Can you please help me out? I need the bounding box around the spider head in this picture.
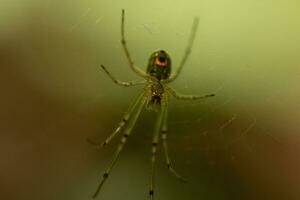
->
[146,50,171,80]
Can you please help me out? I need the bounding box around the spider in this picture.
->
[90,9,215,200]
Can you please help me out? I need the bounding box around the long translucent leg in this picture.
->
[87,92,145,148]
[100,65,146,87]
[92,95,146,199]
[167,17,199,82]
[161,100,187,182]
[167,86,215,100]
[121,9,148,78]
[149,99,167,200]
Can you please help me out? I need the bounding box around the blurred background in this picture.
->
[1,0,300,200]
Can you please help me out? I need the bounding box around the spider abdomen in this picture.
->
[146,50,171,80]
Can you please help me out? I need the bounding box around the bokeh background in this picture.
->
[1,0,300,200]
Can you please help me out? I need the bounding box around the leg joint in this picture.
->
[103,173,109,178]
[152,142,158,147]
[149,189,154,196]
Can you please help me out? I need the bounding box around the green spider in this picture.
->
[90,9,215,200]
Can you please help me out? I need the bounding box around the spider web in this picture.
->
[2,3,300,200]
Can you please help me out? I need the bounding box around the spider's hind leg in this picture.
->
[121,9,148,78]
[167,17,199,82]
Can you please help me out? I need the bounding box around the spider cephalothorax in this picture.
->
[146,81,165,112]
[147,50,171,80]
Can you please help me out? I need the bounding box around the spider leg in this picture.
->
[161,100,187,182]
[121,9,148,78]
[92,93,146,198]
[167,17,199,82]
[87,92,145,148]
[100,65,146,87]
[167,86,215,100]
[149,97,167,200]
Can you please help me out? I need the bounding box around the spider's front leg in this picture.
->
[92,93,146,198]
[149,95,186,200]
[87,92,145,148]
[149,97,167,200]
[161,99,187,182]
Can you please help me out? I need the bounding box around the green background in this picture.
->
[1,0,300,199]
